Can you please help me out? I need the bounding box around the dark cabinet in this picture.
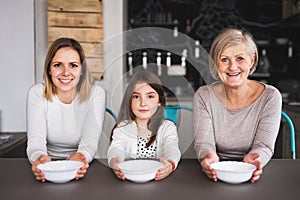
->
[126,0,300,95]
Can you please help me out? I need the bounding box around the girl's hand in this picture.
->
[32,154,51,182]
[155,157,174,181]
[110,156,125,180]
[200,151,219,182]
[68,152,89,180]
[243,152,263,183]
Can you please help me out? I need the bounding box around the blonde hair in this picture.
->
[209,27,258,80]
[43,38,93,103]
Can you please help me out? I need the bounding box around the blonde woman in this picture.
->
[26,38,106,182]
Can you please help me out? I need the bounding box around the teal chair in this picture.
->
[105,107,118,121]
[164,105,193,125]
[281,111,296,159]
[164,105,195,158]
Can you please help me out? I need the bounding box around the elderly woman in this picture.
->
[193,28,282,183]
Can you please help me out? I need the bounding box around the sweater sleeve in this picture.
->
[107,127,127,167]
[193,86,216,160]
[249,87,282,166]
[77,85,106,163]
[160,121,181,168]
[26,84,48,163]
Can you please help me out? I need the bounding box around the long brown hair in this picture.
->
[43,37,93,103]
[111,71,166,147]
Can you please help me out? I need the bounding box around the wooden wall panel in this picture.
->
[81,43,103,58]
[48,27,103,43]
[48,0,102,13]
[47,0,103,79]
[87,57,104,80]
[87,57,104,72]
[48,12,102,28]
[47,42,103,53]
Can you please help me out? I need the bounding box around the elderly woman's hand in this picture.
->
[110,156,125,180]
[32,154,51,182]
[200,151,219,182]
[243,152,263,183]
[68,152,89,180]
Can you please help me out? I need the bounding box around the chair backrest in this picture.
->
[281,111,296,159]
[164,105,195,158]
[164,105,193,125]
[105,107,118,121]
[95,107,118,159]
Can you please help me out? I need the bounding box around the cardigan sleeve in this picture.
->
[107,127,127,167]
[160,120,181,168]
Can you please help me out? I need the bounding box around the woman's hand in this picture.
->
[32,154,51,182]
[200,151,219,182]
[68,152,89,180]
[110,156,125,180]
[243,152,263,183]
[155,157,174,181]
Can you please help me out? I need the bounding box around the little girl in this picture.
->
[107,71,181,181]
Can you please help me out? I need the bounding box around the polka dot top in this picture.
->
[136,135,157,159]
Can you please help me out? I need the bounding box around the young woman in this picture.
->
[26,38,106,182]
[193,28,282,183]
[107,71,181,181]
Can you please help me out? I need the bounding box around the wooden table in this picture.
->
[0,158,299,200]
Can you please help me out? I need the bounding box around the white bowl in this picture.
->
[37,160,84,183]
[118,160,163,183]
[211,161,256,184]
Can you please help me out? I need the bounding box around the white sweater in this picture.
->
[26,83,106,163]
[107,120,181,168]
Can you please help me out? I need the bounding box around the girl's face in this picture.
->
[131,82,160,124]
[217,42,254,88]
[49,47,82,97]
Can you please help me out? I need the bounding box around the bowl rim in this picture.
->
[37,160,84,172]
[211,161,256,173]
[118,159,163,174]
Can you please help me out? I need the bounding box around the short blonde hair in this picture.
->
[209,27,258,80]
[43,38,93,103]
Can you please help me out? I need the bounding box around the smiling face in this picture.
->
[217,43,255,88]
[49,47,82,98]
[131,82,160,126]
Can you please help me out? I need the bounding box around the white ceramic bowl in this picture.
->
[118,160,163,183]
[211,161,256,184]
[37,160,83,183]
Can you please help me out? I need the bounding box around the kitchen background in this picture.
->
[126,0,300,99]
[124,0,300,158]
[0,0,299,158]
